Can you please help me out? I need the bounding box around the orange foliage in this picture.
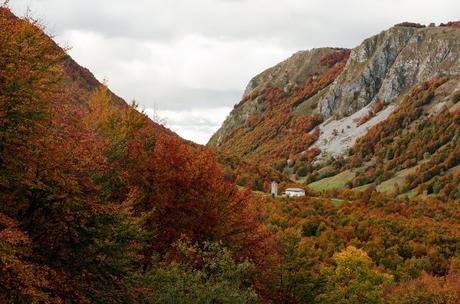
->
[440,21,460,27]
[387,272,460,302]
[357,110,374,126]
[305,146,321,162]
[319,48,351,67]
[372,100,384,113]
[0,8,276,302]
[292,115,323,134]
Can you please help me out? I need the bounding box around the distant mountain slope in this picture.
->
[307,76,460,199]
[208,22,460,193]
[208,48,349,147]
[208,48,350,167]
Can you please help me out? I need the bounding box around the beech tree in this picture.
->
[316,246,393,304]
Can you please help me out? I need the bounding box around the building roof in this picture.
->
[285,188,305,192]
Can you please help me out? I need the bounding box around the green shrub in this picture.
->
[131,242,256,304]
[433,179,442,194]
[451,89,460,103]
[296,166,310,177]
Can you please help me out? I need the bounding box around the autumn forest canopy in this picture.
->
[2,5,460,304]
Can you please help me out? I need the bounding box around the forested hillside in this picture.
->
[0,8,273,303]
[2,6,460,304]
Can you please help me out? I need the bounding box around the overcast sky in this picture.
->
[9,0,460,144]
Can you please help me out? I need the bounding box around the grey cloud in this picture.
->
[16,0,460,48]
[124,86,241,111]
[153,88,241,111]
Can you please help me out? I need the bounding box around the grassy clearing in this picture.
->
[308,169,355,192]
[295,165,336,184]
[352,184,373,192]
[376,166,419,194]
[398,190,418,198]
[331,198,344,206]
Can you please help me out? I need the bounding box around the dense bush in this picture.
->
[394,22,426,28]
[451,89,460,103]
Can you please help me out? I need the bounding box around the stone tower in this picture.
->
[271,181,278,197]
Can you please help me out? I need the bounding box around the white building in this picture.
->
[284,188,306,197]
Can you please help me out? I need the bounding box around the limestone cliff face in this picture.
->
[319,25,460,118]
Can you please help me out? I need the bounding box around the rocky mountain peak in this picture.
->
[242,48,345,99]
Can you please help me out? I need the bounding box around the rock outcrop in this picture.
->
[319,25,460,118]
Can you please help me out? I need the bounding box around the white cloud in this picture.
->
[145,107,232,144]
[9,0,460,144]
